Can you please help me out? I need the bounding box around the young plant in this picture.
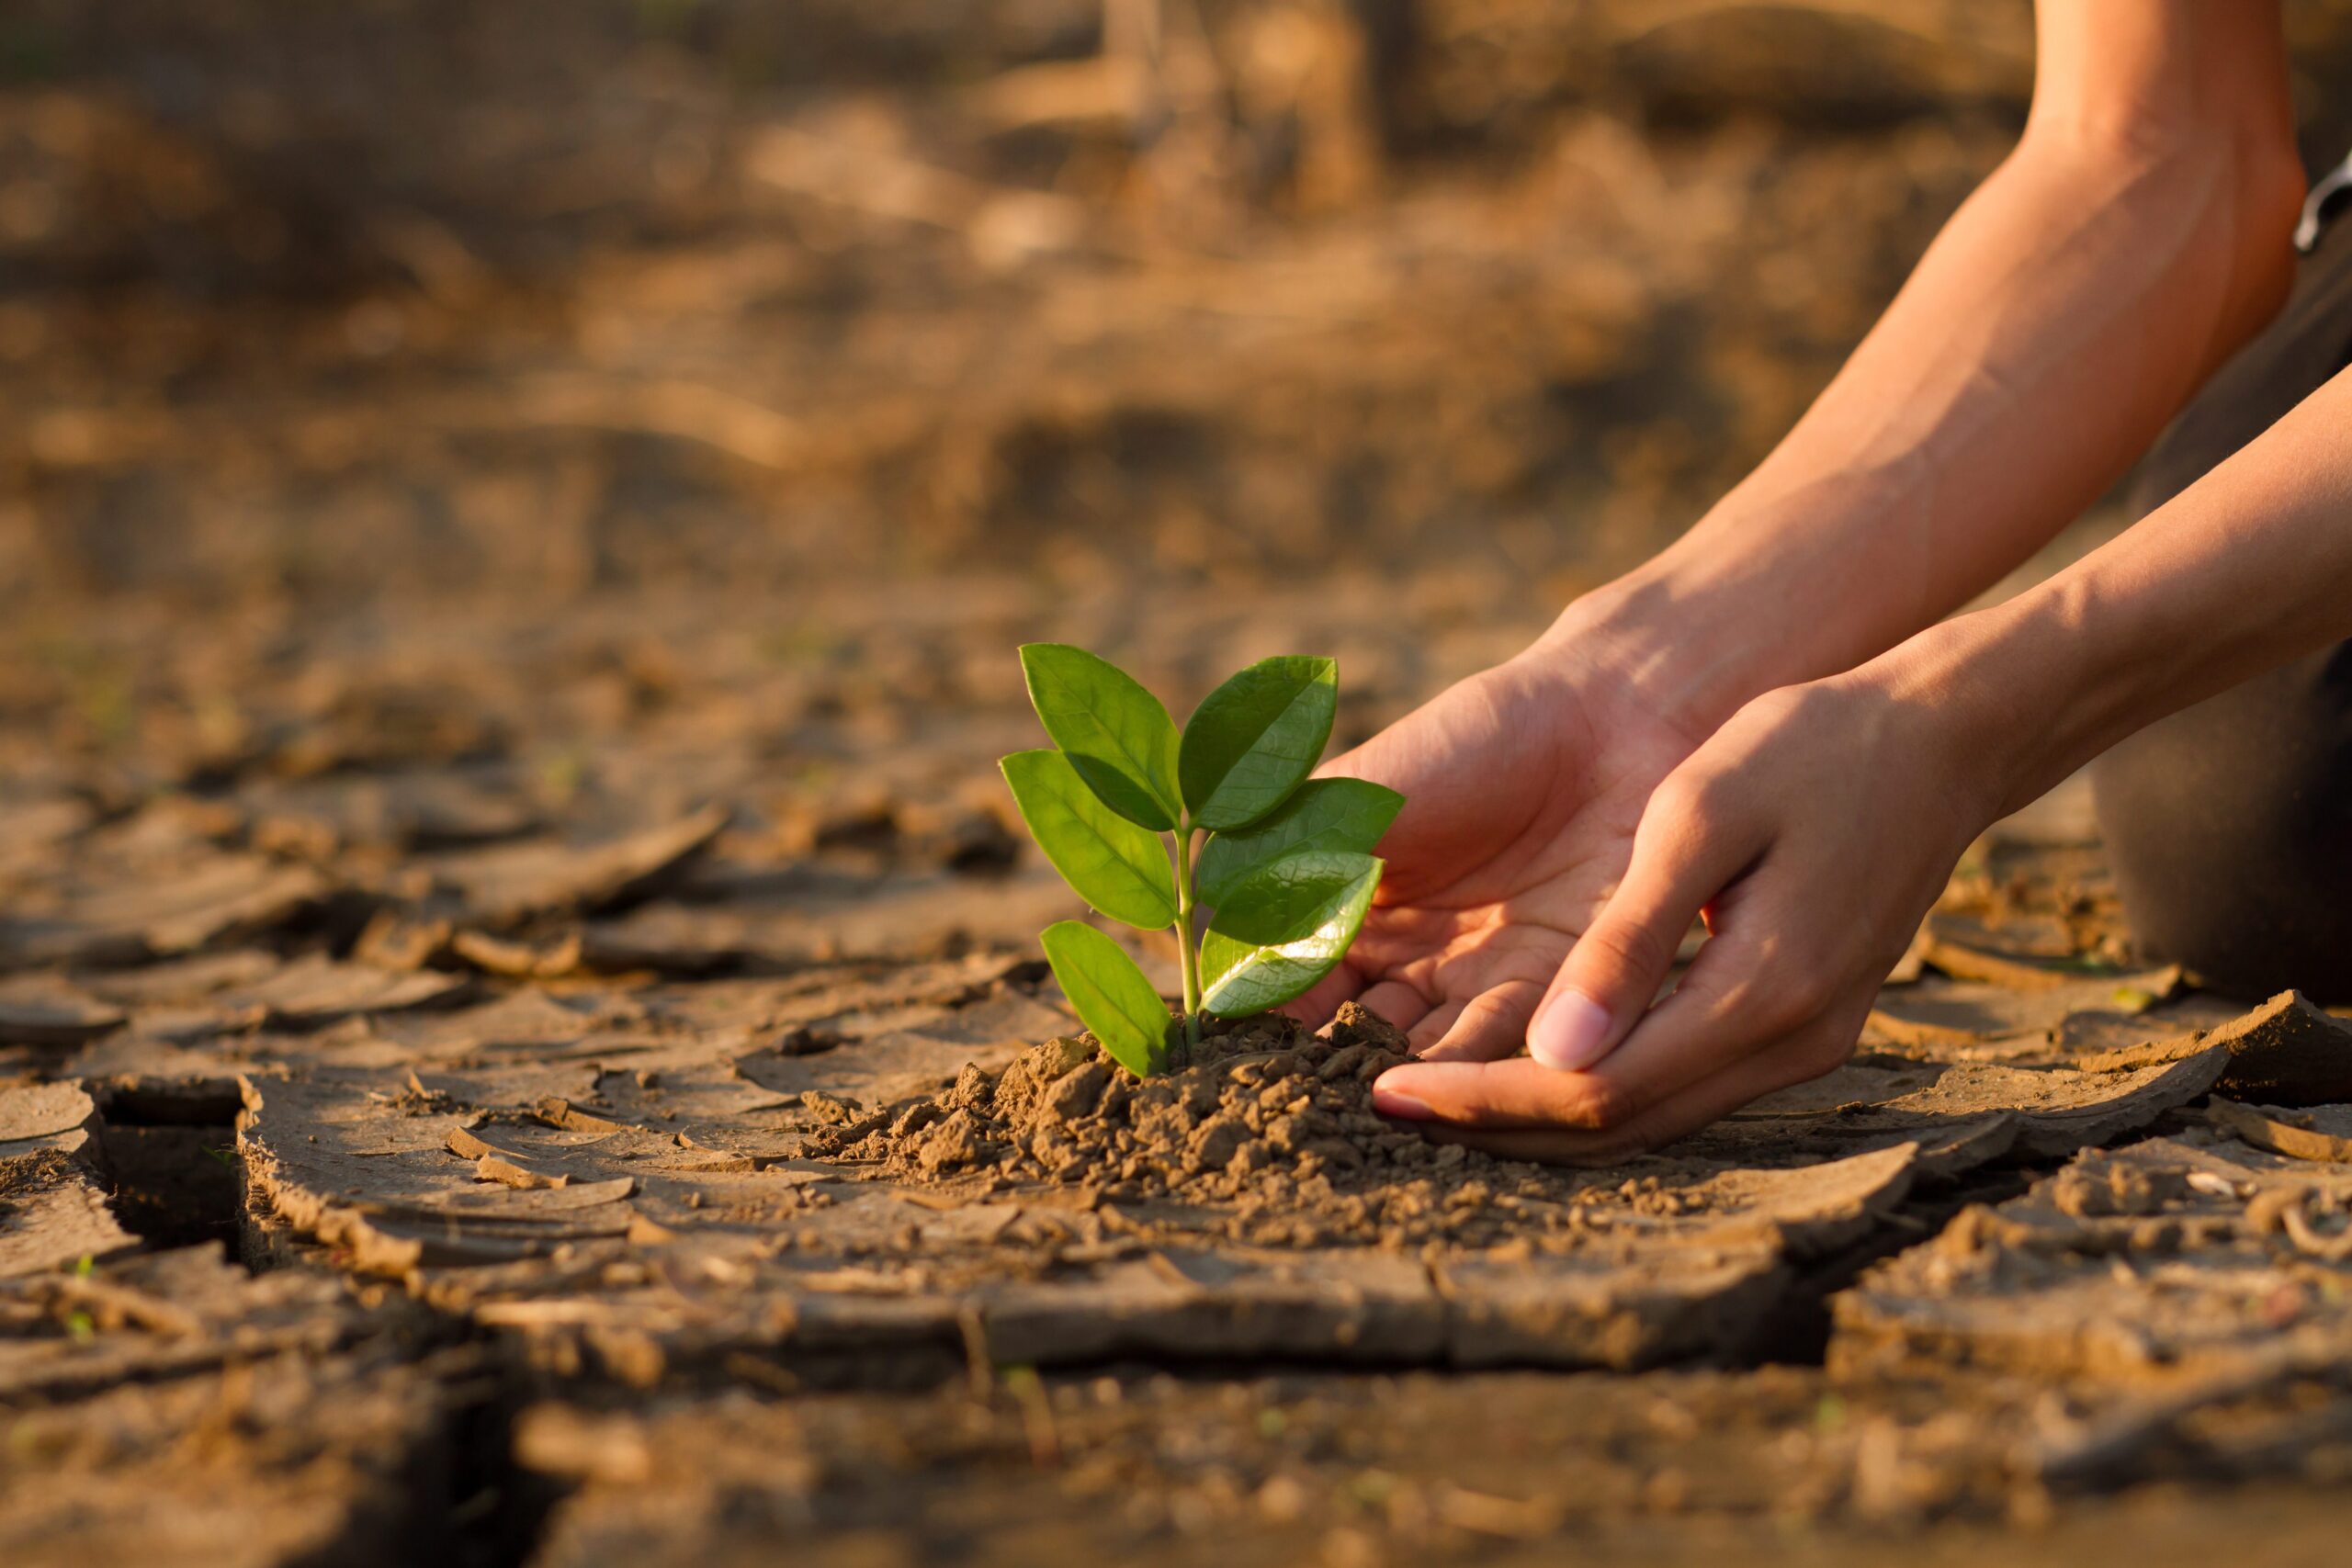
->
[1001,644,1403,1076]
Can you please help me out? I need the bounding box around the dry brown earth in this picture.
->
[14,4,2352,1563]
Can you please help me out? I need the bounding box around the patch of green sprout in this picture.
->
[1001,645,1402,1077]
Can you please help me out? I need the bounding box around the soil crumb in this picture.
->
[814,1003,1635,1249]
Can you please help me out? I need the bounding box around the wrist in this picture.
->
[1846,588,2109,825]
[1529,523,1848,740]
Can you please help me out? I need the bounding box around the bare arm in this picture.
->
[1373,361,2352,1161]
[1557,0,2306,734]
[1363,0,2352,1152]
[1933,368,2352,818]
[1296,1,2316,1088]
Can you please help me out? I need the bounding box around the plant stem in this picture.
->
[1172,825,1203,1047]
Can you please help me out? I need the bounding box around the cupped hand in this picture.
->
[1285,638,1706,1064]
[1364,669,2000,1162]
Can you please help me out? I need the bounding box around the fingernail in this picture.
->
[1530,989,1611,1070]
[1371,1081,1435,1121]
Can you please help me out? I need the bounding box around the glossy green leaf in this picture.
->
[1040,920,1175,1076]
[1198,851,1383,1017]
[1001,750,1177,931]
[1177,656,1339,830]
[1194,778,1404,908]
[1019,644,1183,830]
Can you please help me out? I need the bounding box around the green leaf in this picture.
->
[1178,656,1339,830]
[1198,850,1383,1017]
[1040,920,1175,1076]
[1195,778,1404,908]
[1019,644,1183,830]
[1001,750,1178,931]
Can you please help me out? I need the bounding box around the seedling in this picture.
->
[1001,645,1403,1076]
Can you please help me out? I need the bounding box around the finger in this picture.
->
[1526,778,1764,1074]
[1375,926,1873,1145]
[1418,978,1547,1064]
[1374,926,1806,1133]
[1557,875,1848,1113]
[1378,899,1811,1131]
[1358,979,1436,1036]
[1404,996,1467,1054]
[1281,964,1368,1030]
[1371,1055,1625,1130]
[1415,1034,1838,1165]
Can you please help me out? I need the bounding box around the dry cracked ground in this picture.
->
[12,3,2352,1564]
[9,599,2352,1568]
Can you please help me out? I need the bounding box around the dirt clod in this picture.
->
[816,1009,1611,1247]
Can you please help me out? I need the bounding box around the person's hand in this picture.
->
[1363,664,2001,1162]
[1287,632,1709,1064]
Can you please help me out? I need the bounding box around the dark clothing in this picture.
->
[2089,192,2352,1001]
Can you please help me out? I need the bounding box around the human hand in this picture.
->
[1285,630,1708,1064]
[1364,664,2000,1162]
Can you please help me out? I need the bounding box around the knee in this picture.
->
[2092,663,2352,1002]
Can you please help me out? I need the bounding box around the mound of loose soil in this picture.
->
[812,1001,1650,1249]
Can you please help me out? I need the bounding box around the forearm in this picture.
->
[1547,3,2301,733]
[1891,366,2352,817]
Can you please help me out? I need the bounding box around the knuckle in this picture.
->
[1759,682,1833,728]
[1648,769,1724,832]
[1784,968,1838,1021]
[1579,919,1674,989]
[1682,761,1741,813]
[1780,682,1832,719]
[1645,770,1696,818]
[1641,768,1750,870]
[1727,687,1803,740]
[1470,980,1544,1030]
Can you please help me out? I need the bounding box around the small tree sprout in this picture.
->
[1001,644,1402,1075]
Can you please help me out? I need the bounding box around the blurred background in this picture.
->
[6,1,2352,951]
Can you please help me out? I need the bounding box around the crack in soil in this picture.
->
[16,986,2352,1562]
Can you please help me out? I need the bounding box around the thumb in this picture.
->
[1528,783,1758,1071]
